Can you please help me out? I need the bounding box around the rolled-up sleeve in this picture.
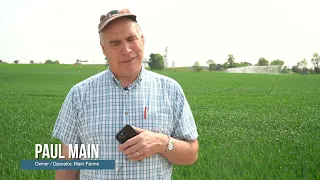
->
[171,84,198,141]
[52,87,81,145]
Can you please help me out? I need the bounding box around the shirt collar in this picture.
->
[106,64,145,89]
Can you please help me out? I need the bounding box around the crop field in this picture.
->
[0,64,319,179]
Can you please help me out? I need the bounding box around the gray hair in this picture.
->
[99,22,143,45]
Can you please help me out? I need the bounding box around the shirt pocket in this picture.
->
[134,105,174,136]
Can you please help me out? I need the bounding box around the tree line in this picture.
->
[2,52,319,74]
[146,51,320,74]
[193,53,320,74]
[0,59,60,64]
[0,59,90,65]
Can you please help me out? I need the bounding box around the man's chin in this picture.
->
[111,63,142,75]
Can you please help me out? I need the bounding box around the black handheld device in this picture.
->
[115,124,138,144]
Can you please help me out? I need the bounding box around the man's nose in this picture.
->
[121,42,132,55]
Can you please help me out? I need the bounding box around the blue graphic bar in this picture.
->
[20,160,115,170]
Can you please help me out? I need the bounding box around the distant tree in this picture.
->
[311,52,320,73]
[207,59,216,72]
[227,54,235,68]
[295,61,304,73]
[281,66,289,73]
[206,59,214,66]
[193,61,201,72]
[30,60,34,64]
[234,62,252,67]
[240,62,252,66]
[299,58,308,75]
[0,59,8,64]
[45,59,53,64]
[291,65,299,73]
[148,53,164,70]
[222,62,229,69]
[54,60,60,64]
[299,58,308,68]
[308,67,314,74]
[256,57,269,66]
[14,60,19,64]
[215,64,223,71]
[172,61,175,68]
[297,61,301,70]
[209,64,216,72]
[270,59,284,66]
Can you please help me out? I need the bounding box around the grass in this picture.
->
[0,64,319,179]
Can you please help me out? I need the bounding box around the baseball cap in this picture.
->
[98,8,137,33]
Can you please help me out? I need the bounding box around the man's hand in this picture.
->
[118,127,168,161]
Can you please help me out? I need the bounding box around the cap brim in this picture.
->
[98,14,137,33]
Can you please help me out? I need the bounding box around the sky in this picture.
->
[0,0,319,68]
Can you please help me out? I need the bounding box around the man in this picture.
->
[52,8,199,180]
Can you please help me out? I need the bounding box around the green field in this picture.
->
[0,64,319,179]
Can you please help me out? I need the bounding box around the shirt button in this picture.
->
[125,112,128,115]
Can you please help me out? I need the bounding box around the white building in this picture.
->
[143,58,149,68]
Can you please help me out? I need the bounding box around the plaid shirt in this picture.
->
[52,66,198,180]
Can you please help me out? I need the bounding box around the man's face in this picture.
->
[100,18,144,78]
